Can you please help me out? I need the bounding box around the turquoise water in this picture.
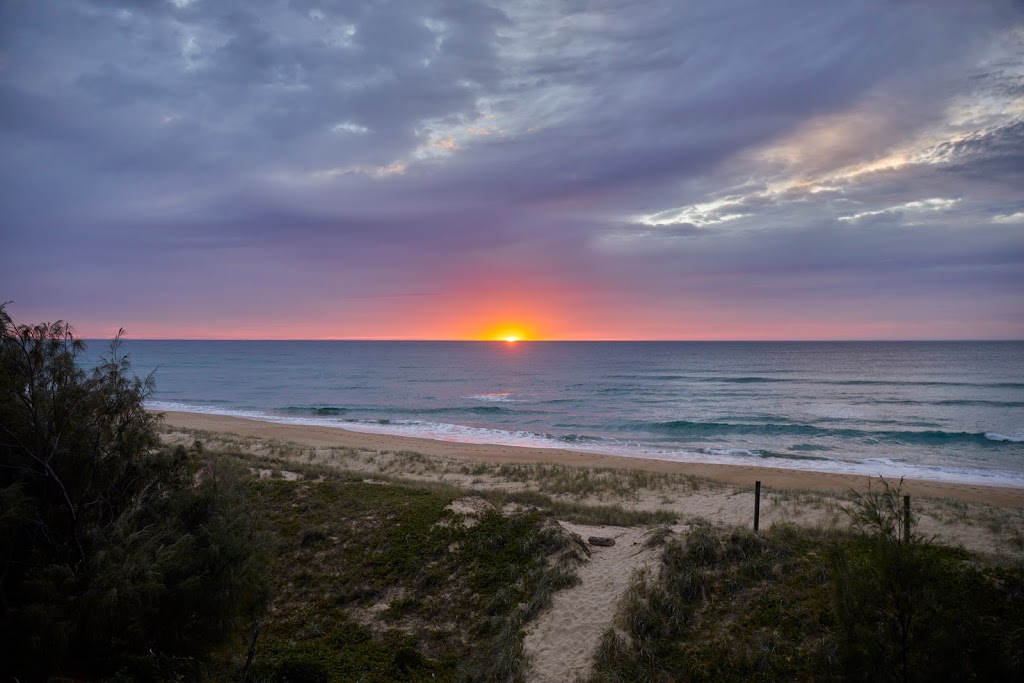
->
[84,341,1024,486]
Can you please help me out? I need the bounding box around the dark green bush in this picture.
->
[0,306,269,680]
[832,477,1024,682]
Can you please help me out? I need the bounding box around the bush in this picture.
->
[0,306,268,680]
[832,476,1024,682]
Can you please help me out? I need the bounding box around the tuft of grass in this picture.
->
[845,475,920,544]
[642,525,674,549]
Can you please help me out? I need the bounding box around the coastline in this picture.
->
[159,410,1024,507]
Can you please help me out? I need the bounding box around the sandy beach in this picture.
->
[161,410,1024,508]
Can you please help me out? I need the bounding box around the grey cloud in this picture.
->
[942,119,1024,182]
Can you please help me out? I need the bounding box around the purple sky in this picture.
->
[1,0,1022,339]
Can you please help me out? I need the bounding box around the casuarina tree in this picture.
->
[0,304,268,680]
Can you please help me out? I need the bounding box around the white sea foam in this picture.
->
[985,432,1024,443]
[703,448,760,457]
[148,401,1024,489]
[465,393,513,402]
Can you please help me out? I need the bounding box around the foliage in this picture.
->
[844,476,919,544]
[0,305,268,680]
[589,519,1024,683]
[832,477,1024,682]
[240,479,585,683]
[588,523,838,682]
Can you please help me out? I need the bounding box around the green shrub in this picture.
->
[832,477,1024,682]
[0,306,269,680]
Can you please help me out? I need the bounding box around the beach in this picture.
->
[161,410,1024,508]
[161,409,1024,682]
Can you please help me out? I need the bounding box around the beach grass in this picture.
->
[217,475,587,683]
[588,523,1024,682]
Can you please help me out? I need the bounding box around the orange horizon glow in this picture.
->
[484,325,533,342]
[37,303,1024,343]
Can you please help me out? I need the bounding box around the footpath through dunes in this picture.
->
[523,523,662,682]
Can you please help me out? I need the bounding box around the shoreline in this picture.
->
[159,411,1024,507]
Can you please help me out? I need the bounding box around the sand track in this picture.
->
[524,523,663,683]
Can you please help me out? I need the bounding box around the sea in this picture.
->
[83,341,1024,487]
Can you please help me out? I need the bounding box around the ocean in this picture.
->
[84,341,1024,487]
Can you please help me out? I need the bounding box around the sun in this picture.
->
[483,325,532,342]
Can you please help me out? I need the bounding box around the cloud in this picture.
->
[837,198,962,223]
[1,0,1022,337]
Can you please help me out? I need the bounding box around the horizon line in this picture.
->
[80,337,1024,343]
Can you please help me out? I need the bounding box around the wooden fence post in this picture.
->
[754,481,761,533]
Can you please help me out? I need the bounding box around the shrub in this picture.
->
[0,305,268,680]
[832,476,1024,682]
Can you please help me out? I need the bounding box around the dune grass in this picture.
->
[215,476,587,683]
[588,522,1024,682]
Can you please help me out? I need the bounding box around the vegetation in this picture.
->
[588,482,1024,682]
[0,307,268,680]
[832,477,1024,682]
[244,479,586,683]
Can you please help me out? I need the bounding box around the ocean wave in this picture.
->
[605,374,688,381]
[465,393,512,402]
[281,405,350,416]
[278,403,529,418]
[610,376,1024,390]
[819,379,1024,389]
[863,399,1024,408]
[703,448,760,457]
[759,450,833,462]
[425,405,512,415]
[985,432,1024,443]
[700,447,845,463]
[558,434,610,443]
[631,420,1024,446]
[706,376,788,384]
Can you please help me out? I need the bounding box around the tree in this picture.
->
[0,304,268,680]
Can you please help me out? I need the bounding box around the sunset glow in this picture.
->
[486,325,532,343]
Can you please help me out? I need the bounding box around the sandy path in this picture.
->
[525,523,662,683]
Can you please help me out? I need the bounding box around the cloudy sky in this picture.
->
[1,0,1022,340]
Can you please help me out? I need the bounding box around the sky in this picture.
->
[1,0,1023,340]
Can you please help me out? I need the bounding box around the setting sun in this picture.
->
[483,325,533,342]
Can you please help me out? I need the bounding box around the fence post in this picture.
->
[903,495,911,544]
[754,481,761,533]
